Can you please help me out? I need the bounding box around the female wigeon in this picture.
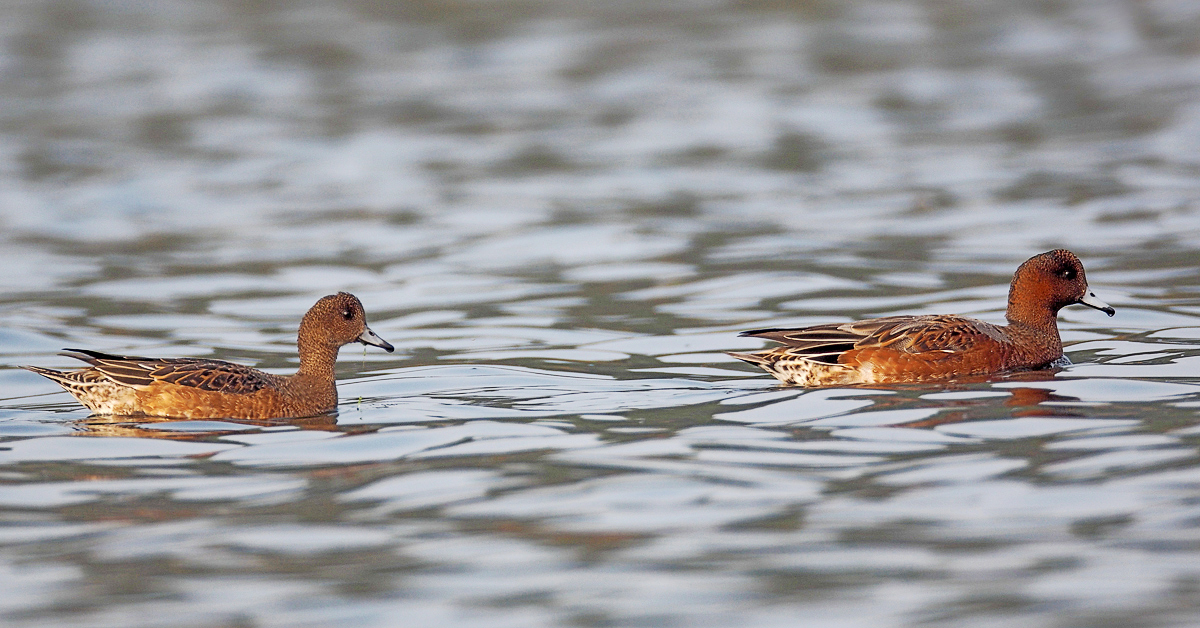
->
[729,250,1114,386]
[24,292,394,419]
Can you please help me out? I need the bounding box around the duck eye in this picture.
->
[342,309,354,320]
[1059,268,1076,280]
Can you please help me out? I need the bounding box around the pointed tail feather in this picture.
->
[20,365,93,402]
[726,351,771,367]
[20,364,72,383]
[61,348,153,364]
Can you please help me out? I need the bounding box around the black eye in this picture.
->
[342,309,354,320]
[1059,268,1076,280]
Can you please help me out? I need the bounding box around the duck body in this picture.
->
[24,292,394,419]
[28,350,332,420]
[729,250,1115,387]
[731,315,1066,387]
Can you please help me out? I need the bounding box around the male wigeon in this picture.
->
[23,292,394,419]
[729,249,1114,386]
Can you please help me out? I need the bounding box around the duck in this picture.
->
[23,292,394,419]
[728,249,1114,386]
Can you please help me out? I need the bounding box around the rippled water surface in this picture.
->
[3,0,1200,626]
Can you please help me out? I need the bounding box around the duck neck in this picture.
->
[1006,309,1062,341]
[296,322,340,379]
[1005,275,1061,337]
[1005,304,1060,332]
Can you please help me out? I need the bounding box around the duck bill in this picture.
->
[1078,290,1115,317]
[358,327,395,352]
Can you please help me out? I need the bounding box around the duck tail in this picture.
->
[21,364,70,382]
[726,351,771,367]
[20,365,86,397]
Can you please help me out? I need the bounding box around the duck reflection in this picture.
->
[1003,386,1082,416]
[76,412,341,439]
[900,385,1083,429]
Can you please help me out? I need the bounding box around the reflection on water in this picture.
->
[1,0,1200,626]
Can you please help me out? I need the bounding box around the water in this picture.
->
[1,0,1200,626]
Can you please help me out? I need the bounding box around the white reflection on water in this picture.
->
[0,475,305,508]
[341,469,507,513]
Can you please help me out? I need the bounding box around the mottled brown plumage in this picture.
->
[729,250,1115,386]
[24,292,394,419]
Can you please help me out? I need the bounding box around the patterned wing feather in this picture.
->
[150,360,272,394]
[62,349,272,394]
[863,316,1002,354]
[741,316,1002,362]
[738,323,867,363]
